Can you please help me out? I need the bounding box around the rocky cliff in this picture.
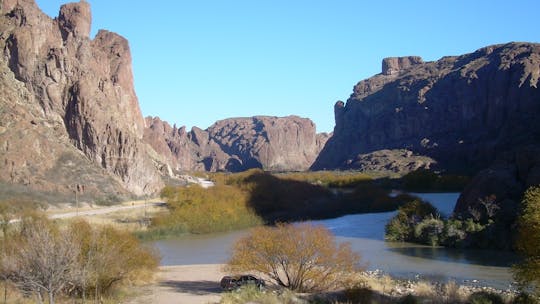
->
[144,116,330,172]
[0,0,163,201]
[313,42,540,173]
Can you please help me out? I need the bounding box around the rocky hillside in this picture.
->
[0,0,330,203]
[144,116,330,172]
[0,0,163,201]
[313,42,540,173]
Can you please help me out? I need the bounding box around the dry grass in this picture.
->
[52,198,167,232]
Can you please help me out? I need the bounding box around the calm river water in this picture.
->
[152,193,517,289]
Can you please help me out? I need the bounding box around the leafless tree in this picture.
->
[468,206,482,222]
[479,195,499,219]
[1,220,80,304]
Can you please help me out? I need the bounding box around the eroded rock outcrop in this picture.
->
[144,116,329,172]
[382,56,423,75]
[313,42,540,174]
[0,0,162,200]
[455,146,540,218]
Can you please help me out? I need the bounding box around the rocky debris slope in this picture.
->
[455,146,540,218]
[0,0,163,201]
[345,149,436,175]
[144,116,330,172]
[313,43,540,174]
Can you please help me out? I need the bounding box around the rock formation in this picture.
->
[0,0,163,201]
[454,146,540,218]
[144,116,330,172]
[313,43,540,174]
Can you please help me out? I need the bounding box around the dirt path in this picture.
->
[127,264,225,304]
[48,201,165,219]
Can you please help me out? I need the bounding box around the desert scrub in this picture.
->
[401,169,470,192]
[220,285,306,304]
[226,223,361,292]
[153,183,263,234]
[468,291,505,304]
[276,170,373,188]
[0,215,159,303]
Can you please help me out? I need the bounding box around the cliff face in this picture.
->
[144,116,330,172]
[313,43,540,173]
[0,0,163,199]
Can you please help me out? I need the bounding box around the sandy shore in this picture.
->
[127,264,226,304]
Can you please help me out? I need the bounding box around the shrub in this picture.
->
[276,171,372,188]
[414,216,445,246]
[385,213,412,242]
[513,186,540,296]
[402,169,470,192]
[153,183,262,234]
[443,219,467,247]
[468,291,505,304]
[220,285,304,304]
[385,200,439,242]
[0,216,159,303]
[226,223,361,292]
[398,294,419,304]
[343,282,374,303]
[513,292,540,304]
[402,169,439,191]
[68,220,159,299]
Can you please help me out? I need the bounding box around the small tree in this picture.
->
[513,186,540,296]
[68,220,159,301]
[226,223,361,292]
[2,216,79,304]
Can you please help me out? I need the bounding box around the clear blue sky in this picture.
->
[36,0,540,133]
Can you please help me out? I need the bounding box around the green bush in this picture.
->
[385,200,439,243]
[443,219,467,247]
[513,292,539,304]
[414,216,445,246]
[385,213,412,242]
[513,186,540,296]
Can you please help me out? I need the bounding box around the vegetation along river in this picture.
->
[152,193,517,290]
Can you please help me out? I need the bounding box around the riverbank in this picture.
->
[125,264,519,304]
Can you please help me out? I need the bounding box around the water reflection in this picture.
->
[386,244,517,267]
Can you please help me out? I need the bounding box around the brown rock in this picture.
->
[144,115,327,172]
[348,149,436,175]
[0,0,162,200]
[382,56,423,75]
[58,1,91,39]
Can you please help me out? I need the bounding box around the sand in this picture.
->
[127,264,226,304]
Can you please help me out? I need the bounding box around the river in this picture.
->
[152,192,517,289]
